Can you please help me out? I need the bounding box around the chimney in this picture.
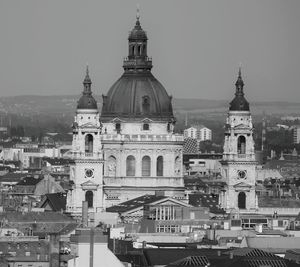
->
[82,201,88,227]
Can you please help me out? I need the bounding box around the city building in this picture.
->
[100,14,184,205]
[184,125,212,141]
[220,69,258,212]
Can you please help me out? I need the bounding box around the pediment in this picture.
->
[81,180,99,190]
[111,117,126,123]
[80,122,98,128]
[141,118,154,123]
[234,123,249,129]
[234,182,252,188]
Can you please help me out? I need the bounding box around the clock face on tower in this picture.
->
[237,170,247,179]
[85,168,94,178]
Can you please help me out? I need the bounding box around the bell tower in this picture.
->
[66,67,104,215]
[220,68,258,212]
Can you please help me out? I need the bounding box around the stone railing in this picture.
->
[104,176,184,187]
[101,134,184,142]
[258,207,300,215]
[72,151,103,160]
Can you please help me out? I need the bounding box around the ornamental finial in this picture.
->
[136,4,140,21]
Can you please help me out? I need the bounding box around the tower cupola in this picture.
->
[229,68,249,111]
[123,8,152,72]
[77,66,98,110]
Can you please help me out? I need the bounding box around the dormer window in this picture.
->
[143,123,149,131]
[115,123,121,134]
[142,96,150,114]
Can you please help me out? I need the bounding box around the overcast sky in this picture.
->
[0,0,299,102]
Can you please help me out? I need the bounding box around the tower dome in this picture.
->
[100,15,174,122]
[229,68,249,111]
[77,66,98,110]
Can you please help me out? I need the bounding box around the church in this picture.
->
[66,13,185,214]
[66,11,262,217]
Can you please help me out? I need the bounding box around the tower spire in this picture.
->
[136,4,140,21]
[83,64,92,95]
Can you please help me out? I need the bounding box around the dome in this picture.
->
[77,67,98,110]
[129,20,147,41]
[101,72,174,121]
[100,17,174,122]
[229,95,249,111]
[229,68,250,111]
[77,94,98,110]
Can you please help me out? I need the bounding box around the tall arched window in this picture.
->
[85,191,93,208]
[85,134,93,153]
[107,156,117,177]
[126,155,136,176]
[115,123,121,134]
[237,135,246,154]
[142,156,151,176]
[238,192,246,209]
[175,156,181,176]
[157,156,163,176]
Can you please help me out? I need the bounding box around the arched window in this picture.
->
[175,156,181,176]
[107,156,117,177]
[142,156,151,176]
[85,191,93,208]
[126,155,136,176]
[237,135,246,154]
[238,192,246,209]
[138,45,141,55]
[143,123,149,131]
[85,134,93,153]
[115,123,121,134]
[156,156,163,176]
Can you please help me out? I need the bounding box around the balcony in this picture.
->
[104,176,184,188]
[101,134,184,143]
[72,151,103,160]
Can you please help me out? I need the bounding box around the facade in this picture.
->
[184,125,212,141]
[219,69,258,213]
[66,67,104,215]
[100,15,184,205]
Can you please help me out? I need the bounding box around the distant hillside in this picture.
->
[0,95,299,116]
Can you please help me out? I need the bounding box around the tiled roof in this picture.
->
[167,255,210,267]
[16,176,42,186]
[40,192,67,211]
[42,157,72,166]
[106,194,166,213]
[183,138,198,154]
[0,173,29,183]
[189,194,225,214]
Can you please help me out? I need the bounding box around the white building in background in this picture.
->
[293,126,300,144]
[184,125,212,141]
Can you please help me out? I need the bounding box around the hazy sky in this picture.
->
[0,0,299,101]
